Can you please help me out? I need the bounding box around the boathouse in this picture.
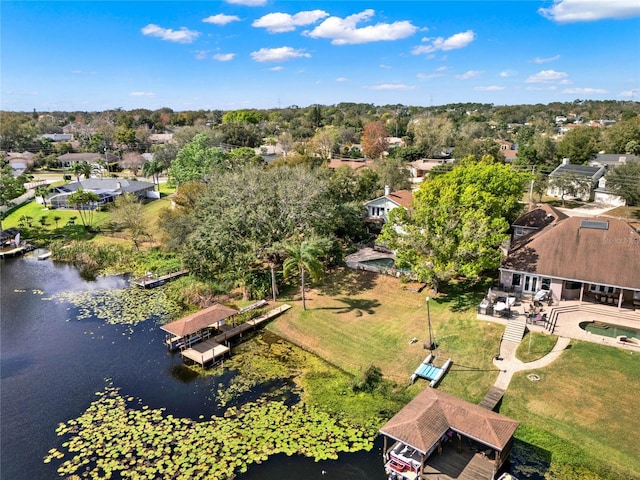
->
[161,303,238,353]
[380,388,519,480]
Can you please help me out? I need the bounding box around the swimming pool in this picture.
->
[579,321,640,339]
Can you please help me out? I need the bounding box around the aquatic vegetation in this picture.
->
[49,287,183,327]
[44,383,377,479]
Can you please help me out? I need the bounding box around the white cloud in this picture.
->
[474,85,505,91]
[526,70,569,83]
[532,54,561,64]
[380,64,392,69]
[499,71,513,78]
[250,46,311,62]
[435,66,448,72]
[305,9,417,45]
[456,70,481,80]
[269,66,284,71]
[562,87,607,94]
[130,92,155,97]
[336,77,348,82]
[253,10,329,33]
[194,50,209,60]
[141,24,200,43]
[619,89,639,98]
[225,0,266,6]
[417,72,444,80]
[412,30,475,55]
[526,86,558,91]
[203,14,241,26]
[366,83,415,91]
[213,53,235,61]
[71,70,96,75]
[539,0,640,22]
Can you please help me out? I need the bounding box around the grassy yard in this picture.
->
[269,270,503,402]
[516,331,559,363]
[2,185,175,248]
[269,269,640,479]
[504,341,640,479]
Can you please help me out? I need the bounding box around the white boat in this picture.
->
[37,251,52,260]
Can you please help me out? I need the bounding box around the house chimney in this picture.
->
[562,157,569,165]
[116,181,121,190]
[384,185,391,196]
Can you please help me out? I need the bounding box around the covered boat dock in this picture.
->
[379,388,519,480]
[160,303,238,365]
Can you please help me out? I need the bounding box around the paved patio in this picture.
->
[479,300,640,390]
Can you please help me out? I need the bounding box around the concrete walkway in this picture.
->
[492,336,572,390]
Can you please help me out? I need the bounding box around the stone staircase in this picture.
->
[503,318,527,343]
[546,303,640,334]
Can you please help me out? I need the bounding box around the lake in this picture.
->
[0,256,386,480]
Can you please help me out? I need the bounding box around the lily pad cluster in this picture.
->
[44,384,376,479]
[48,287,183,327]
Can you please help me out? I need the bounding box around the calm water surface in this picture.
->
[1,257,544,480]
[0,257,386,480]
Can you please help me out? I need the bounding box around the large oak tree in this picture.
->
[380,156,530,290]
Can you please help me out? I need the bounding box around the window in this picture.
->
[514,226,524,237]
[541,278,551,290]
[564,281,582,290]
[512,274,522,287]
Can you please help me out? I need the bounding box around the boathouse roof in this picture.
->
[160,304,238,337]
[379,388,519,454]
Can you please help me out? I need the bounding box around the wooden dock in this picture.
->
[478,386,505,411]
[181,339,230,366]
[131,269,188,288]
[180,304,291,367]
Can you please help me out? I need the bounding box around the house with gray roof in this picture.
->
[57,152,119,168]
[48,178,155,210]
[546,160,606,202]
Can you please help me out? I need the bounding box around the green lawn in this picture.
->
[269,269,640,480]
[269,270,502,402]
[504,341,640,479]
[516,331,559,363]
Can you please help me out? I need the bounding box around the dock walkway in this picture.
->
[180,304,291,367]
[131,269,188,288]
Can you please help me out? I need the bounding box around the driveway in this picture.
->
[558,203,616,217]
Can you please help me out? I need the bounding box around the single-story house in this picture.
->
[40,133,73,142]
[364,187,413,223]
[57,152,119,168]
[380,388,519,480]
[327,157,374,171]
[148,133,174,144]
[48,178,155,210]
[546,160,606,202]
[5,152,35,174]
[589,153,639,169]
[496,140,518,162]
[408,159,451,184]
[500,216,640,308]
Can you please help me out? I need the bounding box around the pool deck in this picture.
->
[479,300,640,351]
[345,247,395,263]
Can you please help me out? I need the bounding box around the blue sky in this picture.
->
[2,0,639,112]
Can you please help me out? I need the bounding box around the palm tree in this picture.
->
[282,238,326,311]
[142,159,165,191]
[53,215,61,228]
[35,186,49,208]
[67,188,100,228]
[72,162,92,182]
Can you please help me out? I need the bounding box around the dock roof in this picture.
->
[160,304,238,337]
[379,388,518,454]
